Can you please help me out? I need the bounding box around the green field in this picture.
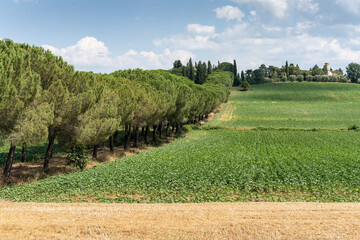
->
[207,82,360,129]
[1,82,360,202]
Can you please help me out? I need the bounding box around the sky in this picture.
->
[1,0,360,73]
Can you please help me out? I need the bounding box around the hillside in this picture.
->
[1,82,360,202]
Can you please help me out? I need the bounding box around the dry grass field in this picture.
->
[1,201,360,239]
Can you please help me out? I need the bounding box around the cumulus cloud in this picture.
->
[43,36,195,72]
[232,0,288,19]
[115,49,195,70]
[214,5,244,21]
[154,24,219,50]
[43,37,112,67]
[186,24,216,36]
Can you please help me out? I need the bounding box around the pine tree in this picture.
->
[0,39,52,177]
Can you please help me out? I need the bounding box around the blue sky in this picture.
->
[1,0,360,73]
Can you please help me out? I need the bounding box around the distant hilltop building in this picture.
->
[325,63,337,76]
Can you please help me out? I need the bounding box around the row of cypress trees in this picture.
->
[0,39,230,177]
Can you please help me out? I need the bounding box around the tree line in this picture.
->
[0,39,230,177]
[173,59,360,86]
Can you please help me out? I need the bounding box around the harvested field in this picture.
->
[1,202,360,239]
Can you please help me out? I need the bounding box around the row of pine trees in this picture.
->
[0,39,230,177]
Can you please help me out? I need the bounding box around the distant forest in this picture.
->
[170,59,360,85]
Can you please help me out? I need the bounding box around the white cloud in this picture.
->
[43,36,112,66]
[43,36,195,72]
[336,0,360,14]
[296,0,319,13]
[154,35,219,50]
[186,24,216,36]
[214,5,244,21]
[232,0,288,19]
[115,49,195,70]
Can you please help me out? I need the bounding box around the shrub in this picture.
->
[321,75,329,82]
[339,76,348,83]
[280,75,287,82]
[289,75,296,82]
[348,124,359,131]
[240,81,250,91]
[305,75,314,82]
[297,75,304,82]
[314,75,322,82]
[66,146,90,170]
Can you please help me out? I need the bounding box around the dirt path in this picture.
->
[1,202,360,239]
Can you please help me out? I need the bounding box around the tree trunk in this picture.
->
[141,127,145,136]
[153,124,158,142]
[133,126,139,147]
[113,130,119,144]
[172,122,175,133]
[3,144,16,178]
[158,122,163,138]
[124,124,132,150]
[109,135,114,154]
[176,122,180,133]
[145,125,150,143]
[21,143,26,162]
[44,132,56,171]
[166,122,170,136]
[93,145,98,159]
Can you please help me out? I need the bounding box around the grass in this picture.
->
[206,82,360,129]
[1,129,360,202]
[1,82,360,203]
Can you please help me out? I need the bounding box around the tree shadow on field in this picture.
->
[0,143,66,167]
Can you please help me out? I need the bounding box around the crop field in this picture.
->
[207,82,360,129]
[1,82,359,203]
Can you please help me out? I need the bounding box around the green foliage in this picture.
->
[195,61,206,84]
[296,75,304,82]
[346,63,360,83]
[173,60,183,69]
[1,129,360,203]
[1,82,360,203]
[206,70,233,89]
[188,58,195,81]
[239,81,250,91]
[289,75,296,82]
[217,62,233,72]
[66,146,90,170]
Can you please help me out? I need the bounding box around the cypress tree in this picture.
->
[188,58,195,81]
[285,60,289,78]
[207,61,212,75]
[241,70,245,82]
[233,60,240,86]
